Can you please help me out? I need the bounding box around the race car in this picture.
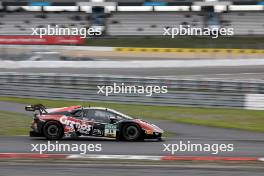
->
[26,104,164,141]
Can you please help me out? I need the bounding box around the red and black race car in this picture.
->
[26,104,164,141]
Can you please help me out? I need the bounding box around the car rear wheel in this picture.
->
[121,124,142,141]
[43,121,64,140]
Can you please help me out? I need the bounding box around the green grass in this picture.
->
[0,96,264,133]
[0,110,31,135]
[86,37,264,49]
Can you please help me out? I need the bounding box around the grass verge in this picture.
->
[0,96,264,133]
[0,110,31,135]
[86,37,264,49]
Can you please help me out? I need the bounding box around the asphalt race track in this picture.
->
[1,65,264,80]
[1,162,264,176]
[1,135,264,157]
[0,102,263,157]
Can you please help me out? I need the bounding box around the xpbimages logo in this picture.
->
[97,83,168,96]
[30,141,102,154]
[163,141,234,155]
[31,25,102,38]
[163,25,234,38]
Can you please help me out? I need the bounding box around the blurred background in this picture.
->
[0,0,264,60]
[0,1,264,176]
[0,0,264,107]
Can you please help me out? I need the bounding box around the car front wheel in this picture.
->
[122,124,142,141]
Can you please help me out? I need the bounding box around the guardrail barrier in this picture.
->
[0,73,263,109]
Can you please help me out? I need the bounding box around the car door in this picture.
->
[85,109,117,138]
[70,109,93,135]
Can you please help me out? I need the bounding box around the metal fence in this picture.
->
[0,73,263,108]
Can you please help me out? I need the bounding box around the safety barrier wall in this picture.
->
[0,73,263,109]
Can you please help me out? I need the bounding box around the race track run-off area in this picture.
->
[0,101,264,159]
[0,59,264,163]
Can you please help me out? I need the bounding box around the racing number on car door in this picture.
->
[104,124,117,138]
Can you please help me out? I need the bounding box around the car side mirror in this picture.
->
[109,116,117,123]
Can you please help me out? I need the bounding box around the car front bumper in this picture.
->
[144,132,162,139]
[30,131,44,137]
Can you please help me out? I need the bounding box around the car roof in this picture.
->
[83,107,108,110]
[83,107,123,114]
[78,107,133,119]
[74,107,118,113]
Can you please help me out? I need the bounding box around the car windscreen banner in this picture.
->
[0,35,85,45]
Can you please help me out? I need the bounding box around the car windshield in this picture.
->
[109,109,133,120]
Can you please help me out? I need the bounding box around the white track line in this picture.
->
[1,59,264,69]
[67,154,162,160]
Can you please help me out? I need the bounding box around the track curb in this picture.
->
[115,47,264,54]
[0,153,263,162]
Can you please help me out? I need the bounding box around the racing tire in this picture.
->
[121,123,142,141]
[43,121,64,140]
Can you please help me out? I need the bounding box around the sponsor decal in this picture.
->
[145,130,153,135]
[59,116,92,135]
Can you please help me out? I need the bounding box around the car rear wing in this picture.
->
[25,104,48,114]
